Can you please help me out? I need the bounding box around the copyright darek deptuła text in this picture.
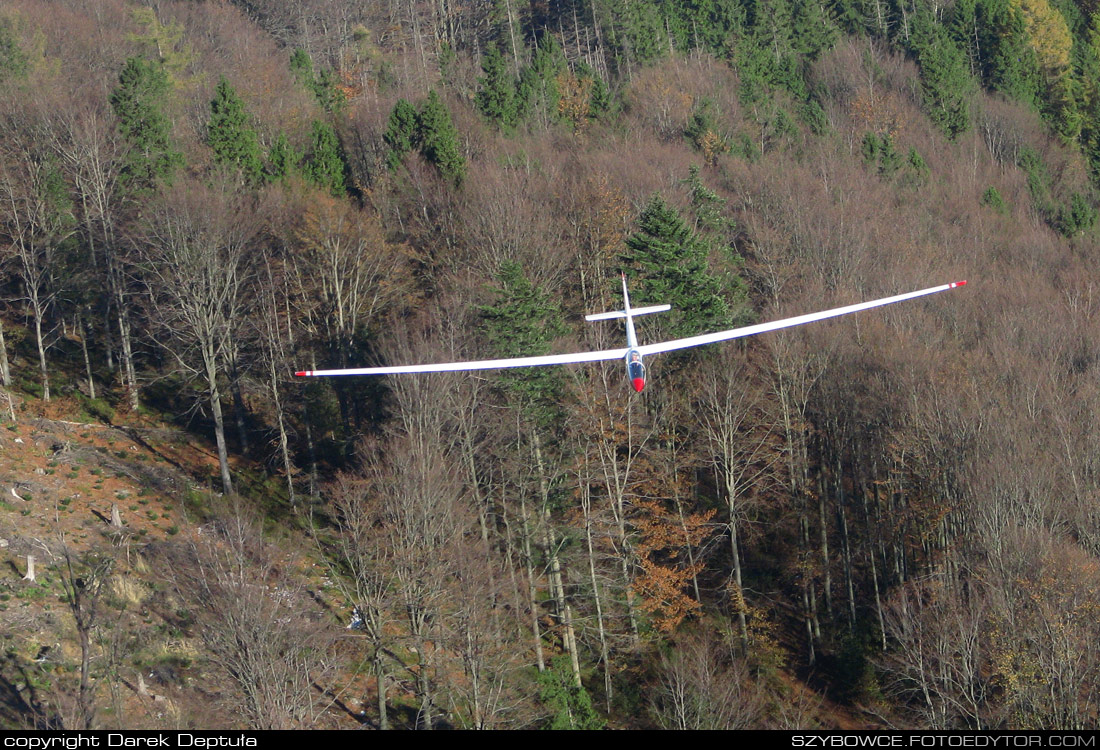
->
[4,736,258,748]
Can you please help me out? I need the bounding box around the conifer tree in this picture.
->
[303,120,346,196]
[475,42,519,129]
[480,261,567,424]
[516,36,566,126]
[792,0,839,60]
[910,12,975,139]
[110,57,183,192]
[0,16,26,82]
[383,98,419,171]
[981,0,1043,108]
[537,655,604,730]
[417,91,465,185]
[266,132,297,182]
[621,194,732,339]
[207,76,263,185]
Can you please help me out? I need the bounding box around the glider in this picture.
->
[296,277,967,392]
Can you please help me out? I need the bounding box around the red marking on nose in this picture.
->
[632,377,645,392]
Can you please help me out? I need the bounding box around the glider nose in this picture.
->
[632,377,645,392]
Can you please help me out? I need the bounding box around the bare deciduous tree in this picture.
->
[175,507,338,730]
[139,180,258,495]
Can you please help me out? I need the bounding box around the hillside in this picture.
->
[1,0,1099,731]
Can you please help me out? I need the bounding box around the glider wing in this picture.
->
[636,281,967,357]
[296,347,630,377]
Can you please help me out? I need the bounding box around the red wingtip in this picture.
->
[295,371,309,377]
[951,280,967,288]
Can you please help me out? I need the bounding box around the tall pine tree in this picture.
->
[110,57,182,192]
[417,91,465,185]
[303,120,347,196]
[206,76,263,185]
[621,194,732,339]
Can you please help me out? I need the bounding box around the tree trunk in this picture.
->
[0,317,10,387]
[33,303,50,402]
[376,652,389,730]
[205,353,233,496]
[80,313,96,401]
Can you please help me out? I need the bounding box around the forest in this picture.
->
[0,0,1099,731]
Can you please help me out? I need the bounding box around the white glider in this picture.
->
[296,277,967,392]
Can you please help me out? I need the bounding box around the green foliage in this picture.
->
[906,147,930,186]
[799,97,829,134]
[79,395,115,423]
[417,91,466,185]
[384,98,420,170]
[289,48,312,83]
[659,0,747,55]
[476,42,519,129]
[861,133,902,176]
[289,49,346,115]
[977,0,1043,107]
[438,41,457,87]
[621,0,667,64]
[1056,192,1098,236]
[861,131,880,165]
[622,194,733,338]
[0,16,27,82]
[128,7,196,86]
[582,63,615,121]
[684,97,728,160]
[480,261,567,424]
[792,0,840,60]
[909,10,975,139]
[981,186,1008,213]
[303,120,347,196]
[878,134,902,175]
[384,92,465,183]
[1018,146,1053,213]
[537,655,604,730]
[110,57,183,192]
[266,131,298,182]
[685,167,751,320]
[516,36,566,125]
[206,77,263,185]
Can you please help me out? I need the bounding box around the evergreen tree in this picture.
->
[537,655,604,730]
[906,146,930,186]
[878,134,902,175]
[516,36,566,125]
[981,0,1043,108]
[621,194,732,339]
[206,76,263,185]
[480,261,568,425]
[621,0,667,64]
[313,68,347,115]
[792,0,840,60]
[266,131,298,182]
[417,91,466,185]
[289,48,346,114]
[110,57,183,192]
[910,12,975,139]
[0,16,26,82]
[303,120,346,196]
[383,98,420,171]
[475,42,519,129]
[289,48,313,85]
[579,62,615,121]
